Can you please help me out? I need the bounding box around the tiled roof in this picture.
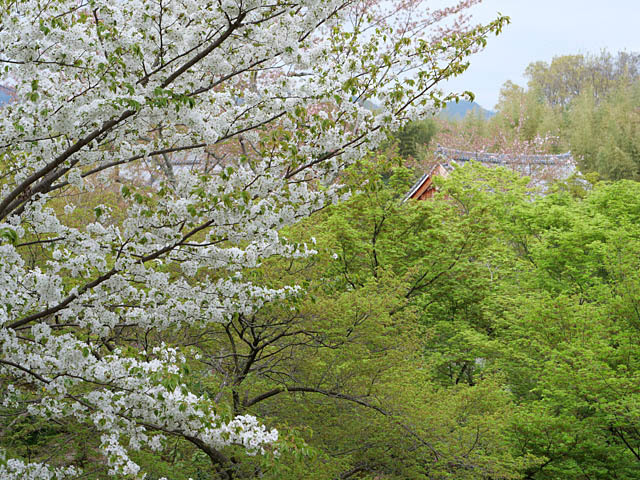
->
[435,145,574,166]
[405,146,577,202]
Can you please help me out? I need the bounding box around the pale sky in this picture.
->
[443,0,640,110]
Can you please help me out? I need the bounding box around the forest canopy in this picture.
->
[1,1,639,480]
[432,50,640,181]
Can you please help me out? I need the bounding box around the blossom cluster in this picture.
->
[0,451,79,480]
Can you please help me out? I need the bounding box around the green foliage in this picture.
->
[297,160,640,479]
[525,51,640,108]
[8,151,640,479]
[389,119,438,160]
[487,180,640,479]
[568,81,640,179]
[185,159,527,479]
[446,50,640,180]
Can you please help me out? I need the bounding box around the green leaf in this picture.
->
[0,228,17,245]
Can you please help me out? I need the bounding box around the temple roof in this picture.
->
[404,146,576,202]
[434,145,574,166]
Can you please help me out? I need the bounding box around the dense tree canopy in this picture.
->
[259,161,640,479]
[525,51,640,108]
[3,2,640,480]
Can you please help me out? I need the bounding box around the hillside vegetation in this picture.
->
[2,2,639,476]
[430,51,640,181]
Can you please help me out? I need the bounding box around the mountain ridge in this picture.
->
[440,100,494,120]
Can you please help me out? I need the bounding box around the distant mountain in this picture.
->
[440,100,494,120]
[352,98,494,120]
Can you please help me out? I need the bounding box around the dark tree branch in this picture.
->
[245,385,439,459]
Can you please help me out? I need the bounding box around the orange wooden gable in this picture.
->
[403,163,450,201]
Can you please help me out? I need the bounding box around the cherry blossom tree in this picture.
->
[434,104,572,183]
[0,0,507,477]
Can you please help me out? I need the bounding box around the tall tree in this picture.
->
[525,51,640,109]
[240,160,529,479]
[0,0,507,478]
